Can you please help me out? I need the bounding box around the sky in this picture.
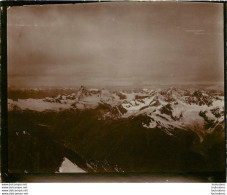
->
[7,2,224,88]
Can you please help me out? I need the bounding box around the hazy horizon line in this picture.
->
[8,81,224,90]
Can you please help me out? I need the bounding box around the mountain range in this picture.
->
[7,86,225,176]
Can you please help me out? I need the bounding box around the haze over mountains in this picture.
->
[8,3,224,88]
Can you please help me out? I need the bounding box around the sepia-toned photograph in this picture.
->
[6,2,225,182]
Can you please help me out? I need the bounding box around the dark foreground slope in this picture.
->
[8,109,225,182]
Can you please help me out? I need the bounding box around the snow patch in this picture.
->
[58,157,86,173]
[8,99,71,112]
